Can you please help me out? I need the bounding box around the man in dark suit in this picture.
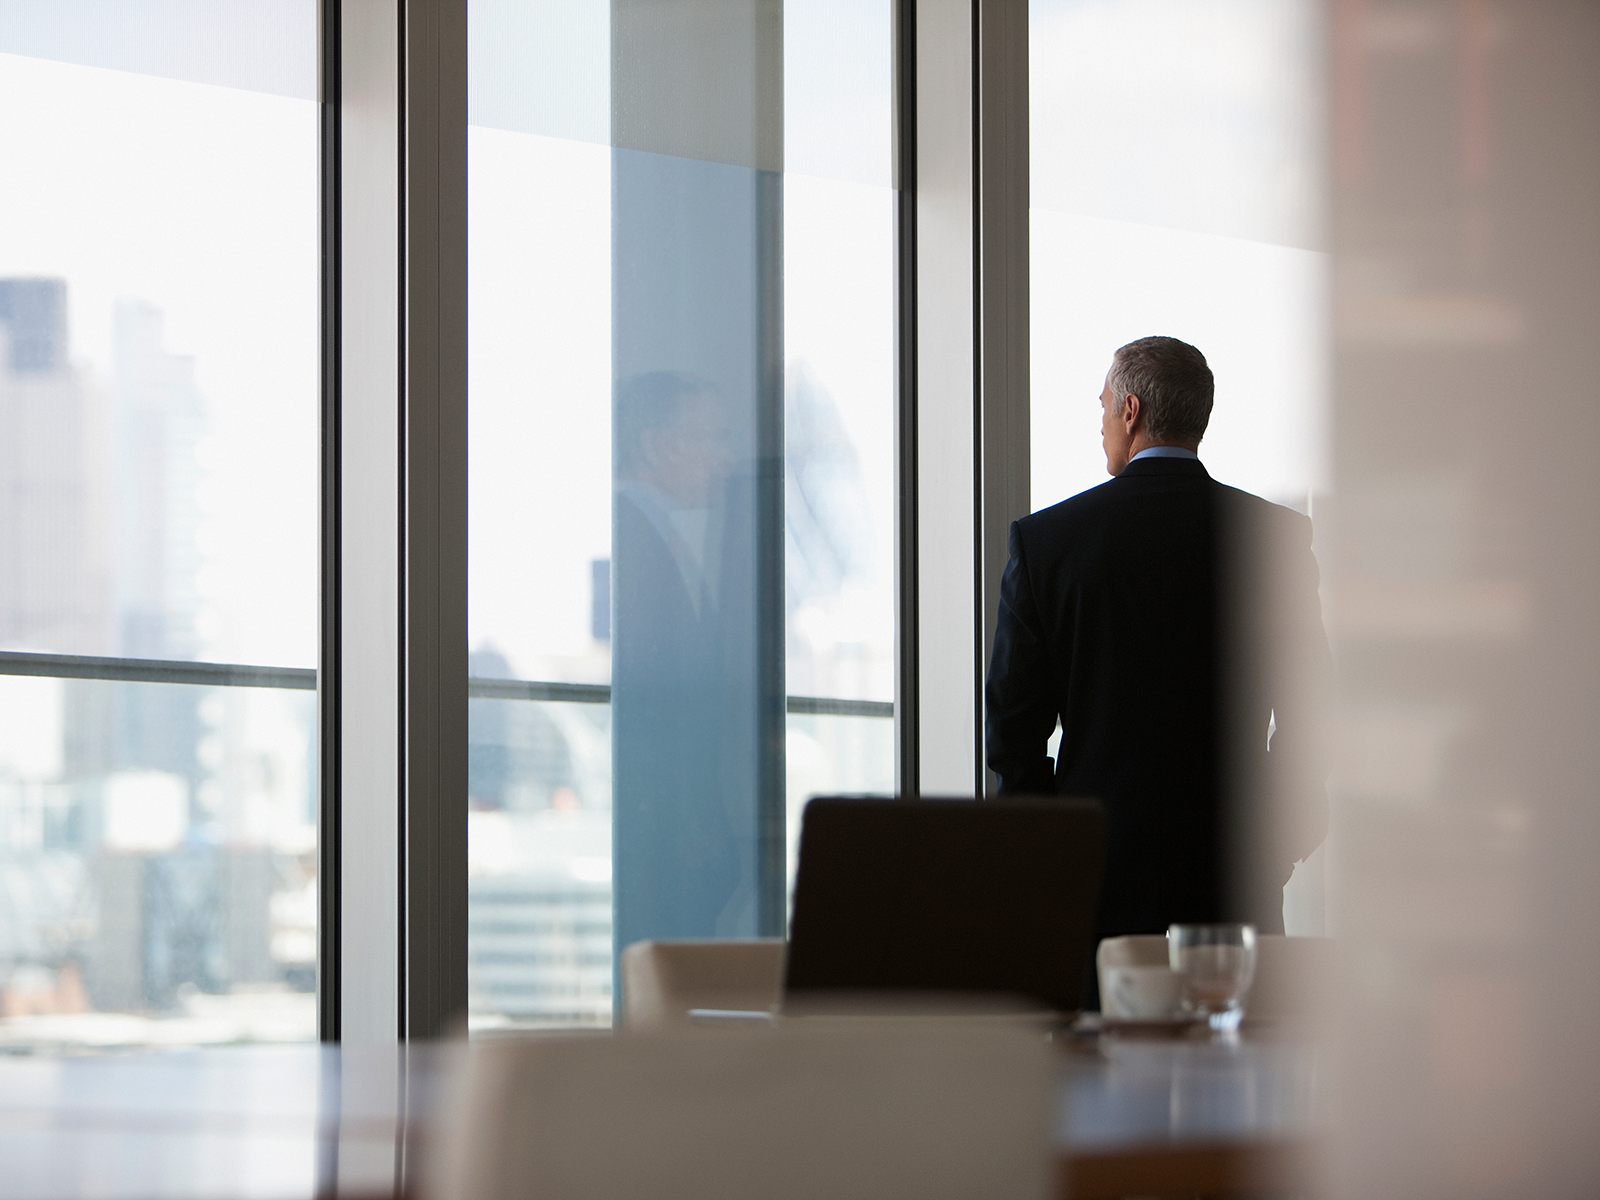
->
[612,371,750,943]
[985,337,1330,955]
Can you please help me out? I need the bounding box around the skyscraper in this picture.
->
[111,298,203,662]
[0,278,111,656]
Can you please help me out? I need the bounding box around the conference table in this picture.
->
[0,1029,1318,1199]
[1055,1029,1317,1197]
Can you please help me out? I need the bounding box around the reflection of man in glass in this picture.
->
[612,371,749,941]
[616,372,732,619]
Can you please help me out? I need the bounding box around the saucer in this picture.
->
[1097,1014,1206,1038]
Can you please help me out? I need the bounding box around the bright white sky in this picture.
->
[467,133,897,686]
[466,129,611,678]
[1030,0,1328,512]
[1031,212,1327,511]
[0,52,320,669]
[0,2,900,695]
[468,0,897,689]
[0,0,1325,679]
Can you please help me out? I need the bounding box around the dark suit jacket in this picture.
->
[612,489,742,938]
[984,456,1331,939]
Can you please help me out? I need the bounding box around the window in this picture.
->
[0,3,319,1048]
[1028,0,1328,929]
[1029,0,1327,513]
[466,0,895,1030]
[0,0,1015,1043]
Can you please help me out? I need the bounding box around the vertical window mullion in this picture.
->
[909,0,1028,798]
[319,0,345,1045]
[399,0,469,1041]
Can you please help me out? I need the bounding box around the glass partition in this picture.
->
[467,0,895,1030]
[0,2,319,1048]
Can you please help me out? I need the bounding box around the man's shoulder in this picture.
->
[1017,464,1215,537]
[1017,477,1121,537]
[1212,481,1314,543]
[1016,471,1312,553]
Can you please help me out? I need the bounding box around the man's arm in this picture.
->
[985,521,1061,795]
[1264,511,1333,866]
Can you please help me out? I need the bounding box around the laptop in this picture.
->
[783,796,1106,1015]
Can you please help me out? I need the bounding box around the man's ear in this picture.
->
[1122,394,1142,434]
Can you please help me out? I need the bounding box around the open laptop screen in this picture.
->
[784,797,1106,1014]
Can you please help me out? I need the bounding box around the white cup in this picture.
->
[1101,964,1185,1020]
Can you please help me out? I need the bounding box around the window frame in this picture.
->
[319,0,1028,1042]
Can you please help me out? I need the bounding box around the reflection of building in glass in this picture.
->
[0,279,317,1040]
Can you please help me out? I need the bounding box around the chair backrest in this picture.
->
[620,939,785,1029]
[785,797,1106,1013]
[426,1022,1056,1200]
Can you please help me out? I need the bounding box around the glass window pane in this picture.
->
[0,2,319,1049]
[1028,0,1329,931]
[468,0,895,1031]
[782,0,897,888]
[1029,0,1327,513]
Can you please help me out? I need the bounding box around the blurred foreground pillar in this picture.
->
[1328,1,1600,1194]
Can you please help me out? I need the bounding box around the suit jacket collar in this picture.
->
[1118,456,1211,479]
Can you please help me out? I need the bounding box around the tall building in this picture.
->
[0,281,292,1019]
[111,298,203,662]
[0,279,111,656]
[59,299,208,796]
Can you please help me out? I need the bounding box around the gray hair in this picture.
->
[1108,336,1213,444]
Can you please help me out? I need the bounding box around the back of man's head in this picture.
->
[1109,336,1214,444]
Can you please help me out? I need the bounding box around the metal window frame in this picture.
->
[324,0,468,1044]
[906,0,1029,799]
[0,650,888,714]
[318,0,344,1045]
[975,0,1030,799]
[319,0,1028,1041]
[398,0,470,1046]
[894,0,921,798]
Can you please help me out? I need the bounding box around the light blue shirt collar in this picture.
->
[1129,446,1200,463]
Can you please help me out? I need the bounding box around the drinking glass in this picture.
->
[1169,923,1257,1031]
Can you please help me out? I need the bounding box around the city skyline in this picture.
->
[0,277,319,1030]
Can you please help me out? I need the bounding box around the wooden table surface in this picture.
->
[0,1033,1319,1199]
[1055,1034,1317,1197]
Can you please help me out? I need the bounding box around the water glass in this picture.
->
[1168,923,1257,1031]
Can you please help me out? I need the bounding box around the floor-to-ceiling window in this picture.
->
[0,0,993,1043]
[465,0,895,1031]
[1028,0,1329,930]
[0,3,320,1048]
[1029,0,1326,512]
